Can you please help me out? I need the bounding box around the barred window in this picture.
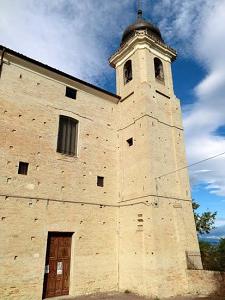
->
[57,115,78,156]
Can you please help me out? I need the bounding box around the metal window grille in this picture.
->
[57,115,78,156]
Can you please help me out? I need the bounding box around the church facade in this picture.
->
[0,10,223,300]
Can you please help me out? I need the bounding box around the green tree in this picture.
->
[217,238,225,271]
[198,240,220,270]
[192,200,217,235]
[192,201,223,271]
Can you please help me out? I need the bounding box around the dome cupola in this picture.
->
[121,8,164,46]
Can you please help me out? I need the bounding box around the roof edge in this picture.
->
[0,45,121,101]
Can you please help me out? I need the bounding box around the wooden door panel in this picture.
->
[48,261,57,282]
[42,232,72,299]
[58,237,71,259]
[45,276,56,298]
[49,237,58,259]
[62,260,70,293]
[58,245,70,259]
[55,276,63,296]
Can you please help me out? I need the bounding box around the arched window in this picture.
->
[57,115,78,156]
[154,57,164,82]
[124,60,132,84]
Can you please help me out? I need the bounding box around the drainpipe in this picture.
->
[0,47,6,79]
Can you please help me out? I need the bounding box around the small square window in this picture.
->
[127,138,133,146]
[18,162,29,175]
[65,86,77,99]
[97,176,104,187]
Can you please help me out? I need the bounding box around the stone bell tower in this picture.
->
[110,7,203,298]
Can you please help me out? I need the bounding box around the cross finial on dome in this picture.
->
[137,0,143,19]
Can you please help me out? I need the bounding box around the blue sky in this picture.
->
[1,0,225,237]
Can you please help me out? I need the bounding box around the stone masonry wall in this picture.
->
[0,53,119,299]
[112,39,202,297]
[187,270,225,296]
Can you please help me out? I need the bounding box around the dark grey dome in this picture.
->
[121,17,164,45]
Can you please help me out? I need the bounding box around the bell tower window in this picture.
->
[124,60,132,84]
[154,57,164,82]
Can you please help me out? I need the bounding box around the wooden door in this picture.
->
[42,232,72,299]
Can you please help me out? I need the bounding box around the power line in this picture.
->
[155,151,225,179]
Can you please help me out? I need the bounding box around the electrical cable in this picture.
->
[155,151,225,179]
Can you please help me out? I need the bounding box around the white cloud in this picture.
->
[0,0,135,86]
[184,2,225,196]
[215,218,225,228]
[203,235,224,240]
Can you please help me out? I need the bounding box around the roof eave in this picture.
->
[0,45,121,102]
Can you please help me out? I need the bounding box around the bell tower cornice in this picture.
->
[109,32,176,69]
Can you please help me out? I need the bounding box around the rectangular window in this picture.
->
[65,86,77,99]
[18,161,29,175]
[97,176,104,187]
[57,115,78,156]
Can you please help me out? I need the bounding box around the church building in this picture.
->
[0,7,224,300]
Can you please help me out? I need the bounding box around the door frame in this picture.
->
[42,231,74,299]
